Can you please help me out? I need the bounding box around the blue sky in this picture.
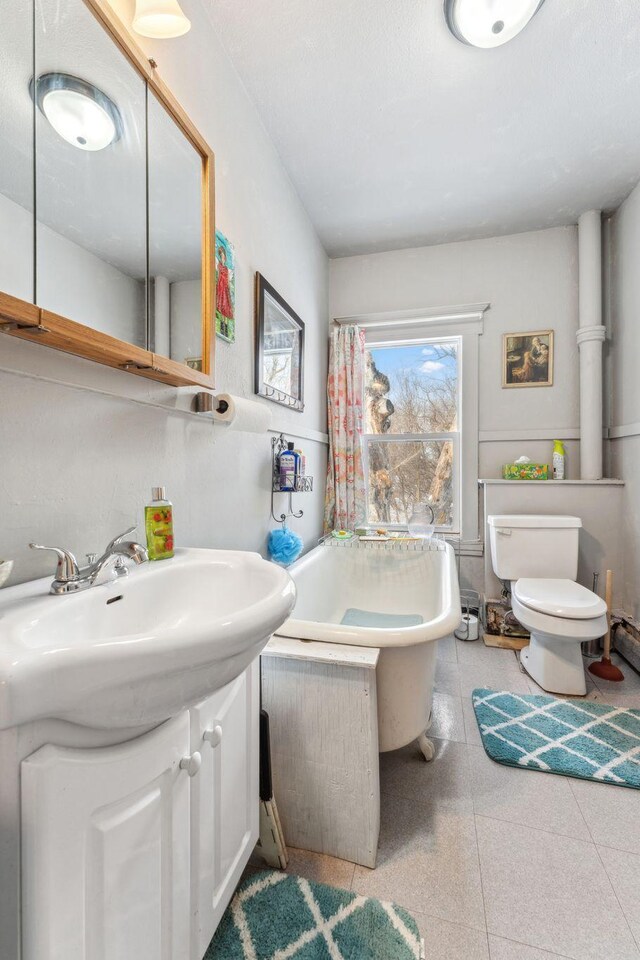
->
[369,343,457,400]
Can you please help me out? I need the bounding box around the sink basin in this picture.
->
[0,548,295,729]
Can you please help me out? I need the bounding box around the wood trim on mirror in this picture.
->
[0,292,41,329]
[201,151,215,379]
[0,0,215,390]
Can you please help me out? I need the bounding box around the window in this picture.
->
[363,338,460,532]
[335,301,486,547]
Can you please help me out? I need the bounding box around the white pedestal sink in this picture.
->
[0,547,296,960]
[0,547,295,729]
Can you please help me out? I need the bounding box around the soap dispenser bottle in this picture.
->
[145,487,174,560]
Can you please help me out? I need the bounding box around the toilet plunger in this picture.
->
[588,569,624,682]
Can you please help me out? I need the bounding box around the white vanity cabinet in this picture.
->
[190,660,260,959]
[18,663,260,960]
[21,712,192,960]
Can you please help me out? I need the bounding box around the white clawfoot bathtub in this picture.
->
[275,540,461,752]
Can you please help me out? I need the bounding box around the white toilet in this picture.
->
[487,515,608,696]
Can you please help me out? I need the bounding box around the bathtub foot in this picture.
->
[418,732,435,762]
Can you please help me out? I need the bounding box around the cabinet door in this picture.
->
[21,713,193,960]
[190,662,259,958]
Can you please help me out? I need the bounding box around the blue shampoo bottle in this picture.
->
[279,442,299,491]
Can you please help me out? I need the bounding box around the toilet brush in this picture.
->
[588,570,624,682]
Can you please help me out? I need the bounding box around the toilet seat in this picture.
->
[511,593,607,643]
[512,589,608,696]
[513,578,607,620]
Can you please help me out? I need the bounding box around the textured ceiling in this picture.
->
[207,0,640,257]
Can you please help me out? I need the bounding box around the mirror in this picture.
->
[34,0,147,346]
[0,0,35,304]
[0,0,214,387]
[255,273,305,412]
[148,88,203,367]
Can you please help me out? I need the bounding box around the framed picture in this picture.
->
[255,273,305,412]
[215,229,235,343]
[503,330,553,388]
[185,357,203,372]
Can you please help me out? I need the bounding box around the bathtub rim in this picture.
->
[276,541,461,648]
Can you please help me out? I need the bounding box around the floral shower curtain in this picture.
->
[324,324,366,533]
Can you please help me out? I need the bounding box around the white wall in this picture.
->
[0,193,32,303]
[38,224,146,346]
[330,225,581,476]
[170,279,201,364]
[0,0,328,587]
[609,179,640,617]
[330,226,581,595]
[0,191,145,345]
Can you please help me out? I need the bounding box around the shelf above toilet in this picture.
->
[479,479,624,485]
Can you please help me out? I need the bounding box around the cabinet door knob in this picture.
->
[179,751,202,777]
[203,725,223,748]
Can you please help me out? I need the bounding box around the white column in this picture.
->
[577,211,606,480]
[153,276,171,357]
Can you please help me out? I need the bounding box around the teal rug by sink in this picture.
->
[473,688,640,788]
[207,870,423,959]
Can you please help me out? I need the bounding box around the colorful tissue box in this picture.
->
[502,463,549,480]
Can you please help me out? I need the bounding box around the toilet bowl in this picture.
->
[487,515,607,697]
[511,578,607,695]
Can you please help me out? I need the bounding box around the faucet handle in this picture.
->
[102,526,137,555]
[29,543,79,582]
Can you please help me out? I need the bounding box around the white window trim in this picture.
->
[335,302,489,331]
[362,430,461,534]
[336,303,487,548]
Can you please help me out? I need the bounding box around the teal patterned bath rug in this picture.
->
[473,688,640,788]
[206,870,424,959]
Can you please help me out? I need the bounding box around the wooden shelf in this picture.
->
[1,302,214,389]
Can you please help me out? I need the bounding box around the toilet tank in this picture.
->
[488,515,582,581]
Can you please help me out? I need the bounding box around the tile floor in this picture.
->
[250,640,640,960]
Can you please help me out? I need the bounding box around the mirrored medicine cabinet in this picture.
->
[0,0,215,387]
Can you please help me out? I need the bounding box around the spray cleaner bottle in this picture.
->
[552,440,566,480]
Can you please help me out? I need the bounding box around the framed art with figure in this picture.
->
[503,330,553,388]
[215,230,236,343]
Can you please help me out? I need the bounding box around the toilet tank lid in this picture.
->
[488,515,582,529]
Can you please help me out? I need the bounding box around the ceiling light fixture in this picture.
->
[444,0,546,48]
[132,0,191,39]
[30,73,123,151]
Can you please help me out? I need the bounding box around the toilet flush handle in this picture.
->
[497,528,512,537]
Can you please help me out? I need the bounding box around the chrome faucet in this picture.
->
[30,526,149,595]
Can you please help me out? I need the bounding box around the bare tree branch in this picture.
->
[364,346,457,525]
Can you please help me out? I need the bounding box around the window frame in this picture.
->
[362,335,462,534]
[336,302,487,550]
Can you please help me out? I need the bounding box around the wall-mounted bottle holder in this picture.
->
[271,433,313,525]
